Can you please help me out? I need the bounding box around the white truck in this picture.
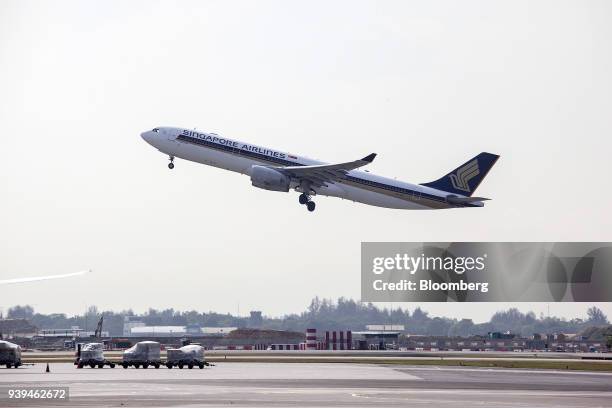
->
[75,343,115,368]
[165,344,209,369]
[122,341,161,369]
[0,340,22,369]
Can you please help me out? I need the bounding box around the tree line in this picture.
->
[3,298,609,338]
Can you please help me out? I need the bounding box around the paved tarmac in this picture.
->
[1,362,611,407]
[22,349,612,361]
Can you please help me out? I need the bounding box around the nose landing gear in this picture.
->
[298,193,316,212]
[168,156,175,169]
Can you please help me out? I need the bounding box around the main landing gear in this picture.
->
[168,156,175,169]
[299,193,316,212]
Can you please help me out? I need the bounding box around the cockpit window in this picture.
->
[152,128,159,133]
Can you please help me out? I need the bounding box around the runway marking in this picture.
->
[394,365,612,376]
[349,389,612,397]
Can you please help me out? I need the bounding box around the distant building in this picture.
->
[38,328,109,338]
[127,325,237,337]
[365,324,405,332]
[488,331,515,339]
[353,325,403,350]
[201,327,237,336]
[123,317,145,336]
[39,327,82,337]
[249,311,263,327]
[130,326,186,336]
[186,324,202,335]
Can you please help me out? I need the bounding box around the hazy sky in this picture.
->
[1,1,611,323]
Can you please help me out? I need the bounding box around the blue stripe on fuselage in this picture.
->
[176,134,477,208]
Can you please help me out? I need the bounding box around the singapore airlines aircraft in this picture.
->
[141,127,499,212]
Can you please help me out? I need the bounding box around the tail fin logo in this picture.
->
[449,159,479,192]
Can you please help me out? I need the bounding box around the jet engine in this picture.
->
[250,165,290,192]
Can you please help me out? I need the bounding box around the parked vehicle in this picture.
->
[0,340,22,368]
[75,343,115,368]
[122,341,161,369]
[166,345,209,369]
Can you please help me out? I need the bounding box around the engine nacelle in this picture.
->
[250,165,290,192]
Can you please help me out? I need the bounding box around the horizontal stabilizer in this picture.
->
[446,195,491,205]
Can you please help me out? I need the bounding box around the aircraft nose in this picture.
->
[141,131,153,143]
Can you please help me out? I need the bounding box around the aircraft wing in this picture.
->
[0,269,91,285]
[274,153,376,187]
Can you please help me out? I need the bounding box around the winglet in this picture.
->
[362,153,377,163]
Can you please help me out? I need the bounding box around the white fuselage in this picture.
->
[141,127,464,210]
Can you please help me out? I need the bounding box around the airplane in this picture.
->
[141,127,499,212]
[0,270,91,285]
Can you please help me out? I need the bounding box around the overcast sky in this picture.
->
[1,1,611,323]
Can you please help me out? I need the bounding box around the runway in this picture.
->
[1,363,611,407]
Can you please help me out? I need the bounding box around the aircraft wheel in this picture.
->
[298,193,309,205]
[168,162,174,169]
[306,201,316,212]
